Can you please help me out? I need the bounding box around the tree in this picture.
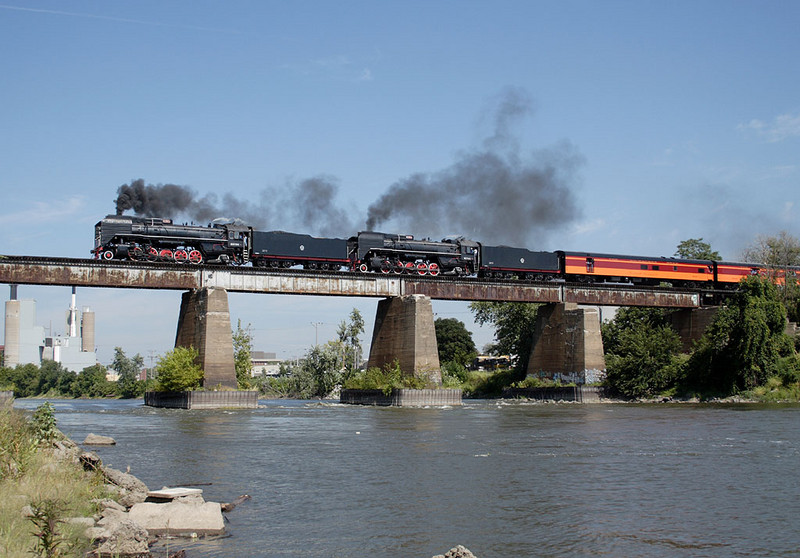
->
[335,308,365,383]
[292,343,340,398]
[741,231,800,267]
[154,347,204,392]
[434,317,477,367]
[741,231,800,322]
[675,238,720,260]
[111,347,145,398]
[70,365,115,398]
[470,302,540,376]
[233,320,254,389]
[601,307,685,398]
[686,276,794,393]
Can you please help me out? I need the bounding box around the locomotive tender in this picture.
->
[93,214,791,289]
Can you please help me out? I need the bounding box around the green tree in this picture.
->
[4,363,40,397]
[601,307,685,398]
[111,347,145,398]
[470,302,540,376]
[675,238,721,260]
[335,308,365,384]
[292,343,341,398]
[687,276,793,393]
[434,317,477,367]
[154,347,204,392]
[70,365,115,398]
[233,320,254,389]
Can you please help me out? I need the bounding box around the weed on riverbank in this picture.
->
[0,403,106,557]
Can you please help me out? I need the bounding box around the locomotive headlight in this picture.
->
[300,245,305,251]
[520,257,525,264]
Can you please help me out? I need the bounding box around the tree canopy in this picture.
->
[434,317,476,367]
[601,307,685,398]
[154,346,204,392]
[674,238,720,260]
[687,276,795,393]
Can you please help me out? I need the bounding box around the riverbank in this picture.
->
[0,403,231,557]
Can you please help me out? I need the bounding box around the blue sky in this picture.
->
[1,1,798,364]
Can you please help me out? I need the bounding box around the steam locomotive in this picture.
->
[93,214,790,289]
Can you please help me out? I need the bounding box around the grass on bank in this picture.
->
[0,402,107,558]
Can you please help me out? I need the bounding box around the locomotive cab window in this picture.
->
[585,257,594,273]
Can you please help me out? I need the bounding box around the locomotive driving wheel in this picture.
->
[428,263,440,276]
[129,246,143,260]
[174,249,188,263]
[188,250,203,264]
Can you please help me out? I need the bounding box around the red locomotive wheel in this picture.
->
[174,250,188,262]
[428,263,440,276]
[159,249,174,260]
[417,262,428,275]
[188,250,203,264]
[358,263,369,273]
[102,250,114,260]
[404,262,415,273]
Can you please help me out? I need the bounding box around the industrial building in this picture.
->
[3,286,97,372]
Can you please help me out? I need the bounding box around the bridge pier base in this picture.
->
[367,295,442,385]
[526,303,606,384]
[175,287,237,389]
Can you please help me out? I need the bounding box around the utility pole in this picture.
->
[311,321,323,346]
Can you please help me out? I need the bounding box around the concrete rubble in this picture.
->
[53,435,228,557]
[83,433,117,445]
[432,545,478,558]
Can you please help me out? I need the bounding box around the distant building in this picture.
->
[250,351,282,377]
[4,286,97,372]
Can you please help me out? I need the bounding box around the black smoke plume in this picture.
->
[114,176,356,237]
[365,87,583,247]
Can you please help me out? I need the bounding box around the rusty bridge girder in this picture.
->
[0,257,702,307]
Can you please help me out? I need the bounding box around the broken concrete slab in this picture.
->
[128,501,225,536]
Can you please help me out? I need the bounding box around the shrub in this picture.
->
[154,347,204,392]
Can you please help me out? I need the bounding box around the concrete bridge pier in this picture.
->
[526,303,606,384]
[175,287,237,389]
[367,295,442,385]
[668,307,718,353]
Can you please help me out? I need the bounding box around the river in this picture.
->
[13,398,800,557]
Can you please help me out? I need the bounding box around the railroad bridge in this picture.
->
[0,256,715,387]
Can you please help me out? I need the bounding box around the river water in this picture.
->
[13,398,800,557]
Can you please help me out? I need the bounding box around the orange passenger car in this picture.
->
[558,251,715,287]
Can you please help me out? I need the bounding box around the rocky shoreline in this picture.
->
[50,433,232,557]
